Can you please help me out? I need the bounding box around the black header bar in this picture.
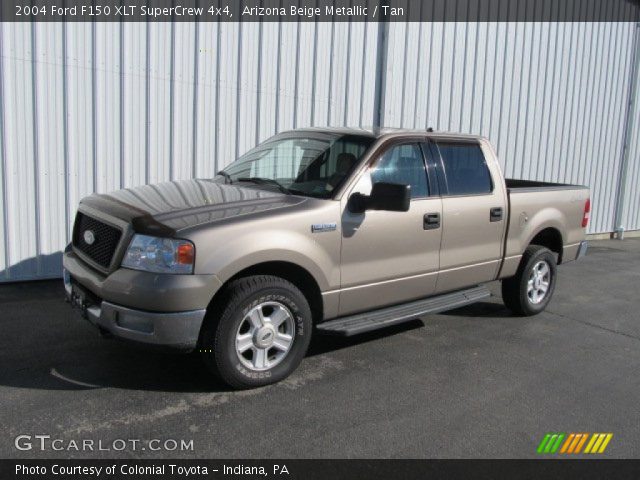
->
[1,0,640,22]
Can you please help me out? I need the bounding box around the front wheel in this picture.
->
[199,275,312,389]
[501,245,557,316]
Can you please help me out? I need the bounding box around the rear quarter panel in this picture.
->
[501,187,590,277]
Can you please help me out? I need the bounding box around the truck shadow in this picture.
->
[308,320,424,357]
[1,278,510,394]
[307,301,512,356]
[2,323,428,394]
[438,301,513,318]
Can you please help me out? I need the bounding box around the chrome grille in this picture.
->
[72,212,122,269]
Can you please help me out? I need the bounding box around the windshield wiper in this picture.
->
[216,171,233,184]
[237,177,290,194]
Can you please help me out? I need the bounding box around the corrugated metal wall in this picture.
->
[0,21,380,281]
[0,20,639,282]
[382,20,639,235]
[620,23,640,234]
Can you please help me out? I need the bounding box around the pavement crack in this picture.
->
[546,308,640,342]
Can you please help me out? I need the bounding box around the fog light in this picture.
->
[115,311,154,334]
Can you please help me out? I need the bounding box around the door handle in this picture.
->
[424,213,440,230]
[490,207,503,222]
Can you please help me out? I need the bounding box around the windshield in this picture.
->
[218,132,374,198]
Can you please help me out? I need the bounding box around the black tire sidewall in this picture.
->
[212,280,312,388]
[518,249,557,315]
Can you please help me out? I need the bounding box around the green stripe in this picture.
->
[544,434,558,453]
[550,434,565,453]
[537,434,552,454]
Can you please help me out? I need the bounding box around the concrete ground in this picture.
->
[1,239,639,459]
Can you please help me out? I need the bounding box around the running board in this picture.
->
[316,285,490,337]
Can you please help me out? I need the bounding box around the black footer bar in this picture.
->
[3,459,640,480]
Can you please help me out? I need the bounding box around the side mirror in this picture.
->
[348,182,411,213]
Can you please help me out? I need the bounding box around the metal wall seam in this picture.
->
[616,21,640,234]
[595,20,623,232]
[234,20,243,159]
[30,22,42,277]
[0,21,8,280]
[61,22,70,245]
[605,14,632,227]
[191,21,200,178]
[168,21,175,180]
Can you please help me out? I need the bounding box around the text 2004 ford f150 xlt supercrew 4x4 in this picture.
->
[63,128,590,388]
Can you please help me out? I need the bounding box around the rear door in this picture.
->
[429,139,506,293]
[339,139,442,316]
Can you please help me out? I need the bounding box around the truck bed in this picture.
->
[499,178,590,279]
[505,178,588,192]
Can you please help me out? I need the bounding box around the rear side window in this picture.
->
[371,144,429,198]
[437,143,492,195]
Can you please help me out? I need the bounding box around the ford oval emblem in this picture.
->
[83,230,96,245]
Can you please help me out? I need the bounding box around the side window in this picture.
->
[371,144,429,198]
[437,143,493,195]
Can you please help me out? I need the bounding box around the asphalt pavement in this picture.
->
[1,238,639,458]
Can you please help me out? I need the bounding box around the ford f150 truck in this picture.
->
[63,128,590,388]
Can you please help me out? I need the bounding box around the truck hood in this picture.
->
[80,179,305,235]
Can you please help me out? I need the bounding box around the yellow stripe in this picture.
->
[598,434,613,453]
[567,434,582,454]
[574,433,589,453]
[590,434,606,454]
[560,434,575,454]
[584,434,598,453]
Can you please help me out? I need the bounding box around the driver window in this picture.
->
[355,143,428,198]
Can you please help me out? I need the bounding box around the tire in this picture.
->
[199,275,312,389]
[501,245,557,316]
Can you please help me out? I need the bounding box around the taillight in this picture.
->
[582,198,591,228]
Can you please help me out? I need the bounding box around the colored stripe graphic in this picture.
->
[574,433,589,453]
[585,433,614,454]
[537,434,552,454]
[550,434,565,453]
[569,434,581,453]
[538,433,613,454]
[537,433,565,454]
[560,433,575,453]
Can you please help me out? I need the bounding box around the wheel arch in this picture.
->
[528,227,564,263]
[205,261,325,326]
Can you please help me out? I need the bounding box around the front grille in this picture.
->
[72,212,122,268]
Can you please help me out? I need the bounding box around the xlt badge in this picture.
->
[311,223,337,233]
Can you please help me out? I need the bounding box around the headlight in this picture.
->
[121,234,195,274]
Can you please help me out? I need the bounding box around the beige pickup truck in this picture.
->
[63,128,590,388]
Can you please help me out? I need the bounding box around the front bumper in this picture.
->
[63,250,222,312]
[64,270,206,350]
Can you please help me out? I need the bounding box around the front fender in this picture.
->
[191,228,340,293]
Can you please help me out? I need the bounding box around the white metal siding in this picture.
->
[0,20,639,282]
[382,21,638,235]
[620,24,640,233]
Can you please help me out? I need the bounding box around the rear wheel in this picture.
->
[501,245,557,316]
[199,275,312,389]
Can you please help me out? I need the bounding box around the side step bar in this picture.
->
[316,285,490,337]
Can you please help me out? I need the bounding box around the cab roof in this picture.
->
[290,126,485,142]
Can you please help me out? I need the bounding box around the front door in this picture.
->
[339,141,442,316]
